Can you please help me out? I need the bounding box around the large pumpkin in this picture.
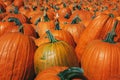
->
[81,21,120,80]
[75,14,120,62]
[34,30,79,74]
[0,32,36,80]
[35,66,86,80]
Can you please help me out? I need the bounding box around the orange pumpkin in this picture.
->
[63,16,85,43]
[8,17,37,38]
[37,10,55,37]
[35,66,86,80]
[0,32,36,80]
[81,20,120,80]
[34,30,79,74]
[58,2,72,19]
[75,14,120,62]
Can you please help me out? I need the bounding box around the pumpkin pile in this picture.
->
[0,0,120,80]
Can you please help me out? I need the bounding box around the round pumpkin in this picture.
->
[34,30,79,74]
[75,14,120,62]
[63,16,85,43]
[81,20,120,80]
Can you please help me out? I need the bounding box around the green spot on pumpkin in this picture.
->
[41,55,46,60]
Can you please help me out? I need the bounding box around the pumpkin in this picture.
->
[63,16,85,43]
[58,2,72,19]
[35,66,86,80]
[0,32,36,80]
[3,6,28,24]
[39,21,76,48]
[8,17,37,38]
[34,30,79,74]
[81,20,120,80]
[37,10,55,37]
[13,0,24,8]
[75,14,120,62]
[19,6,31,16]
[70,9,93,27]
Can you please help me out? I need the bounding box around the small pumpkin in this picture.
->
[58,2,72,19]
[34,30,79,74]
[63,16,85,43]
[37,9,55,37]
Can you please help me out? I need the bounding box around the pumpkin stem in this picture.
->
[19,25,24,33]
[35,17,41,25]
[32,5,37,11]
[8,17,22,26]
[8,17,24,33]
[109,13,115,18]
[103,20,118,43]
[46,30,58,43]
[85,7,89,11]
[64,13,70,19]
[71,16,81,24]
[43,9,50,22]
[58,67,87,80]
[55,20,60,30]
[0,8,3,13]
[63,2,67,8]
[14,6,19,14]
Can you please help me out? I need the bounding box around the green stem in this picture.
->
[35,17,41,25]
[77,5,81,10]
[14,6,19,14]
[109,13,115,18]
[0,8,3,13]
[58,67,87,80]
[55,20,60,30]
[64,13,70,19]
[46,30,58,43]
[71,16,81,24]
[32,5,37,11]
[8,17,22,26]
[63,2,66,8]
[43,9,50,22]
[19,25,24,33]
[103,20,118,43]
[8,17,24,33]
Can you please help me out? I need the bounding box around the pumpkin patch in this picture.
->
[0,0,120,80]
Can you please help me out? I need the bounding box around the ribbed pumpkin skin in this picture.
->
[0,32,36,80]
[35,66,68,80]
[75,14,120,61]
[81,40,120,80]
[34,40,79,74]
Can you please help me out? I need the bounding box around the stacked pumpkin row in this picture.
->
[0,0,120,80]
